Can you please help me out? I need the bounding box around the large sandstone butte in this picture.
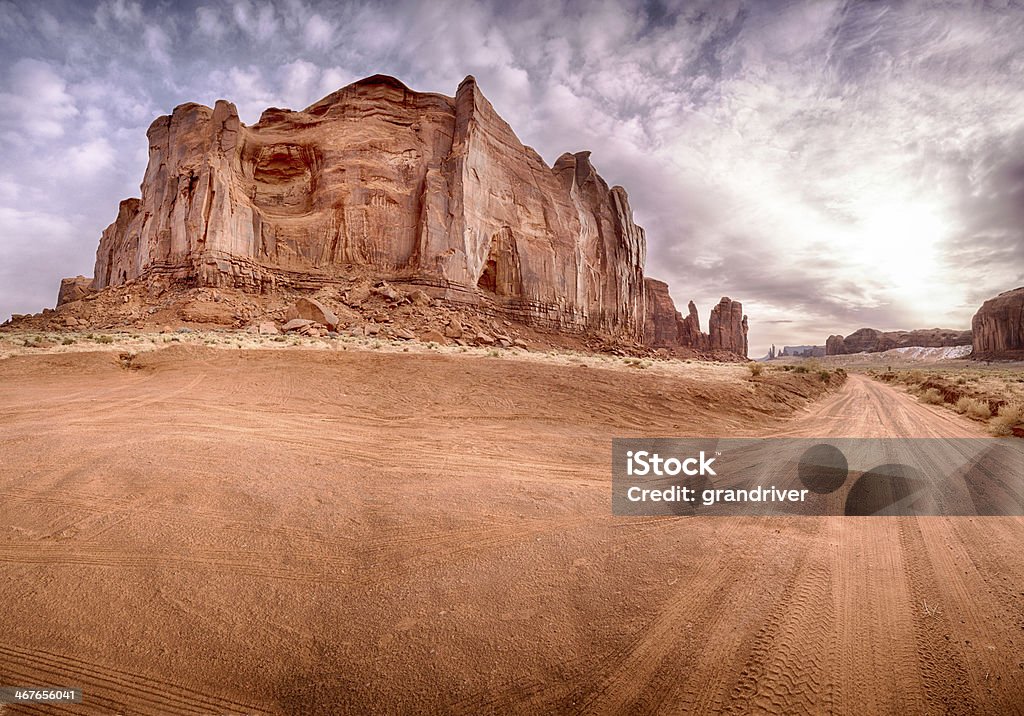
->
[972,287,1024,359]
[825,327,972,355]
[54,74,746,356]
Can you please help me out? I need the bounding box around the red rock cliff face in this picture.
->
[90,75,652,339]
[642,279,747,357]
[709,297,748,355]
[972,287,1024,358]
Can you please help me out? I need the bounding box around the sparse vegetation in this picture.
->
[868,365,1024,435]
[954,396,991,420]
[748,363,764,377]
[95,335,114,344]
[990,403,1024,437]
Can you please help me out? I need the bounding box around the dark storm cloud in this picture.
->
[1,0,1023,355]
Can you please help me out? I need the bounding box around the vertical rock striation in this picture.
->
[972,287,1024,358]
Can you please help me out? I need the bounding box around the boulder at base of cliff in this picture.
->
[57,276,94,307]
[286,297,340,331]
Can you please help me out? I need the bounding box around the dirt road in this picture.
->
[0,349,1020,714]
[772,373,984,438]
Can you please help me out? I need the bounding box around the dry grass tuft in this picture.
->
[954,396,991,420]
[990,402,1024,436]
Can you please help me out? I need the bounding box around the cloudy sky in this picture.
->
[2,0,1023,355]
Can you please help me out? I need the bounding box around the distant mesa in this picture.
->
[13,73,747,358]
[824,327,972,356]
[760,345,824,361]
[780,345,825,358]
[972,286,1024,359]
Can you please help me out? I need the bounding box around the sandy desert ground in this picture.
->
[0,340,1022,714]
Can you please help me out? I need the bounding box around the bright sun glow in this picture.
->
[855,201,948,307]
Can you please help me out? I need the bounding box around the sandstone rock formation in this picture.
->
[86,75,647,339]
[57,276,93,306]
[285,297,339,331]
[709,297,748,356]
[779,345,824,358]
[46,74,748,356]
[641,278,747,356]
[972,287,1024,358]
[825,327,972,355]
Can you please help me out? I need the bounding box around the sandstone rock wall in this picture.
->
[71,73,752,354]
[972,287,1024,358]
[89,75,652,340]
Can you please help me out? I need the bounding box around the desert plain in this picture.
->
[0,333,1021,715]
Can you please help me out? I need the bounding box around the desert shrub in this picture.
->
[748,363,763,377]
[954,397,991,420]
[918,388,944,405]
[793,364,809,374]
[488,349,499,357]
[990,403,1024,436]
[818,369,831,383]
[904,370,925,385]
[95,335,114,344]
[61,338,75,345]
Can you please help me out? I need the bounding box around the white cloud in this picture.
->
[196,7,226,39]
[304,13,334,49]
[64,138,117,178]
[144,26,171,66]
[0,59,78,140]
[94,0,142,28]
[232,0,280,41]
